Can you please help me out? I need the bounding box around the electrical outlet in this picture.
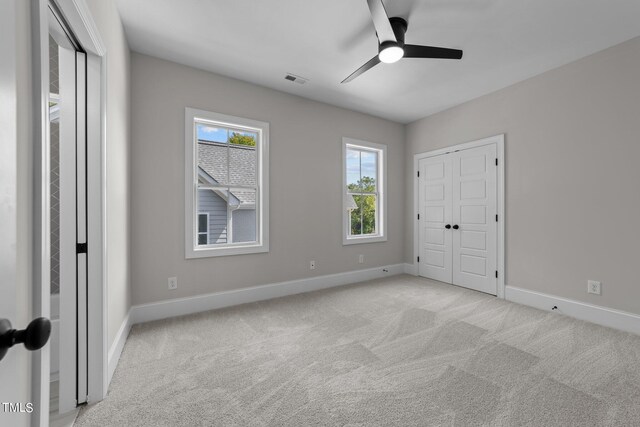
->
[358,254,364,264]
[309,260,316,270]
[587,280,601,295]
[168,277,178,290]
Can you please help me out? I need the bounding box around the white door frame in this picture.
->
[412,134,505,298]
[31,0,107,423]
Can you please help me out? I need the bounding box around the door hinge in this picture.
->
[417,213,420,220]
[496,214,498,222]
[495,158,498,166]
[495,270,498,278]
[77,243,88,254]
[417,256,420,263]
[417,171,420,177]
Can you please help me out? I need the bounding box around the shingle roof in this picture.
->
[198,141,256,206]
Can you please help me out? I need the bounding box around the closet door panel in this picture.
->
[418,155,453,283]
[452,144,498,295]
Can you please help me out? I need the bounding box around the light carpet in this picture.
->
[76,275,640,426]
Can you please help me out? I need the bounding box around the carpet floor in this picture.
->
[76,275,640,426]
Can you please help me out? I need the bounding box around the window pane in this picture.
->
[230,188,257,243]
[197,123,227,143]
[350,195,363,236]
[197,188,228,244]
[346,148,361,191]
[198,233,208,246]
[229,132,257,187]
[198,138,229,186]
[198,214,207,232]
[361,195,377,235]
[360,151,377,192]
[228,130,257,147]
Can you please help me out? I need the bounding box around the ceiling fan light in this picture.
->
[379,45,404,63]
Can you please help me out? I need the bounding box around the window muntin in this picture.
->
[186,108,269,258]
[343,139,386,244]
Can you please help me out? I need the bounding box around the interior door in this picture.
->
[452,144,498,295]
[418,154,453,282]
[0,2,28,425]
[50,4,89,413]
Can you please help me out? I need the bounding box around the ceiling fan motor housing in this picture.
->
[390,17,408,41]
[380,17,408,52]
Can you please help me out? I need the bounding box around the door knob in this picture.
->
[0,317,51,362]
[452,225,459,230]
[445,224,451,229]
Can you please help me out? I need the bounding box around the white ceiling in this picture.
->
[115,0,640,123]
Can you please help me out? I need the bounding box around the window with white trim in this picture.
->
[185,108,269,258]
[343,138,387,245]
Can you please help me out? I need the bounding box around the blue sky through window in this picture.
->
[197,123,258,145]
[197,123,227,143]
[346,148,377,191]
[346,149,360,188]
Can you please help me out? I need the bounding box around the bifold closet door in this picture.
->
[418,154,453,283]
[452,144,498,295]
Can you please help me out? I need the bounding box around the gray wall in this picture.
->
[130,53,405,305]
[405,36,640,315]
[86,0,132,349]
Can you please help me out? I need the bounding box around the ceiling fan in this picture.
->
[342,0,463,83]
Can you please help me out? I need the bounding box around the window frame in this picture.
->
[342,137,387,245]
[185,107,269,258]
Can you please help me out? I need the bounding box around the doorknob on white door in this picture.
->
[0,317,51,361]
[445,224,451,229]
[452,225,459,230]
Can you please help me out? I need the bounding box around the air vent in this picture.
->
[284,73,309,85]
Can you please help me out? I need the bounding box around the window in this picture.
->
[185,108,269,258]
[197,213,209,245]
[343,138,387,245]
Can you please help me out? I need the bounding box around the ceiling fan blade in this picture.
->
[341,55,381,83]
[404,44,463,60]
[366,0,397,43]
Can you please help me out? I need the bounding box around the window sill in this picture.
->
[342,235,387,246]
[186,243,269,259]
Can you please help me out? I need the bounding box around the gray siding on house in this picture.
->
[198,189,227,244]
[232,209,256,243]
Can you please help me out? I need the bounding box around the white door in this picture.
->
[418,154,453,282]
[452,144,498,295]
[0,2,29,425]
[418,143,498,296]
[50,5,89,412]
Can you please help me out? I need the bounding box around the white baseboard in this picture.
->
[403,263,417,276]
[505,286,640,336]
[107,311,132,386]
[131,264,405,325]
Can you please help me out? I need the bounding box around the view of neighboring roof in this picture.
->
[198,140,256,207]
